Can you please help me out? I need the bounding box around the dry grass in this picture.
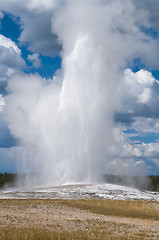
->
[0,225,158,240]
[60,199,159,220]
[0,199,158,240]
[1,199,159,220]
[0,227,88,240]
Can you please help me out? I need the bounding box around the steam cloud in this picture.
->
[1,0,159,185]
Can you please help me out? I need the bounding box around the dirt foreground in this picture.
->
[0,199,159,239]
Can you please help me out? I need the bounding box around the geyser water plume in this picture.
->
[4,0,159,186]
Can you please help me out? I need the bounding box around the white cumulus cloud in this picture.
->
[116,69,159,129]
[0,34,21,54]
[0,94,5,113]
[0,34,25,81]
[0,0,61,56]
[28,53,41,68]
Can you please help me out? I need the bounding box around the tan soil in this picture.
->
[0,202,159,236]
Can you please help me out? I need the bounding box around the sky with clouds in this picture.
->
[0,0,159,183]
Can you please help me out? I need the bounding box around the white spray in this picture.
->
[4,0,159,186]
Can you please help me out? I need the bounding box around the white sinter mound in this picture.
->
[1,183,159,201]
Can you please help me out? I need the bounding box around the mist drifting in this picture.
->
[2,0,159,186]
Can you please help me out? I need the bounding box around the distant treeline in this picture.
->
[104,174,159,192]
[0,172,159,191]
[0,172,17,189]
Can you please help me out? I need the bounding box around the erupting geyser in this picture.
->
[3,0,159,186]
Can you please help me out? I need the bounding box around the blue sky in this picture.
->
[0,1,159,177]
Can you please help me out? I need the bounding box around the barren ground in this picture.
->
[0,199,159,239]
